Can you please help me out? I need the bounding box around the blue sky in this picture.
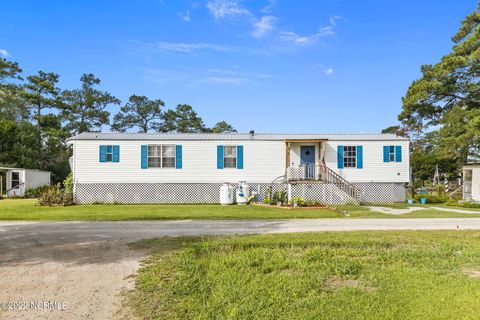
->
[0,0,476,133]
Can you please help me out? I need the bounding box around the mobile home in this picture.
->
[67,132,410,204]
[0,167,51,197]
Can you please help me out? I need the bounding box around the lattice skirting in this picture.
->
[289,183,358,205]
[353,182,407,204]
[74,182,406,204]
[74,183,278,204]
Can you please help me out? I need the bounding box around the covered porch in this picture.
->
[284,139,328,182]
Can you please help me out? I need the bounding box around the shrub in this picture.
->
[272,189,287,206]
[414,194,447,204]
[38,184,74,206]
[24,185,51,198]
[64,172,73,193]
[289,197,305,207]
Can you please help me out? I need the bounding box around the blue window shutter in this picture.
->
[395,145,402,162]
[337,145,344,169]
[141,145,148,169]
[175,145,182,169]
[112,145,120,162]
[356,146,363,169]
[383,146,390,163]
[99,145,107,162]
[237,145,244,169]
[217,145,224,169]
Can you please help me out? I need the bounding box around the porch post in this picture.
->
[317,142,322,179]
[287,183,292,202]
[285,142,291,171]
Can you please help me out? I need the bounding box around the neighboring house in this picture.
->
[0,167,51,197]
[463,164,480,202]
[67,132,410,204]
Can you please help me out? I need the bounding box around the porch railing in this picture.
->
[287,164,360,201]
[287,164,317,181]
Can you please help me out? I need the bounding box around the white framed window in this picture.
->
[148,145,175,168]
[11,172,20,188]
[389,146,395,162]
[223,146,237,168]
[343,146,357,168]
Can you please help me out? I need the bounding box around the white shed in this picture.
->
[463,164,480,202]
[0,167,51,197]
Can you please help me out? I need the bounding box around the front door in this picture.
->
[300,146,315,179]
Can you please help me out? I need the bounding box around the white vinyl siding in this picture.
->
[73,140,286,183]
[325,140,410,183]
[72,138,410,184]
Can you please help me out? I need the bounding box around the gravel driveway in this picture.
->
[2,218,480,319]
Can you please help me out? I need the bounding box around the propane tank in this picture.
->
[220,183,234,205]
[236,181,250,205]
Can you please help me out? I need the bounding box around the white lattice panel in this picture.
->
[353,183,407,203]
[290,183,358,205]
[74,182,406,204]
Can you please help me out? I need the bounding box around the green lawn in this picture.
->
[129,231,480,320]
[0,199,344,220]
[1,199,480,220]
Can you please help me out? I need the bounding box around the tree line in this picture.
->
[0,58,236,182]
[383,4,480,187]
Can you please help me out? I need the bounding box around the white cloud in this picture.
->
[142,67,274,87]
[0,49,9,57]
[203,77,245,84]
[178,11,191,22]
[278,25,335,46]
[124,40,232,55]
[323,68,334,75]
[261,0,277,13]
[206,0,250,20]
[252,16,276,38]
[329,15,342,26]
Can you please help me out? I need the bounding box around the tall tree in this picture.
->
[399,5,480,166]
[207,121,237,133]
[0,58,22,84]
[62,73,120,134]
[23,71,60,132]
[0,58,28,121]
[159,104,206,133]
[111,95,164,133]
[0,119,41,169]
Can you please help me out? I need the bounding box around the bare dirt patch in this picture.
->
[462,268,480,279]
[0,238,148,320]
[324,276,376,293]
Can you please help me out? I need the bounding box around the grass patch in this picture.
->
[130,231,480,319]
[0,199,344,220]
[2,199,480,220]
